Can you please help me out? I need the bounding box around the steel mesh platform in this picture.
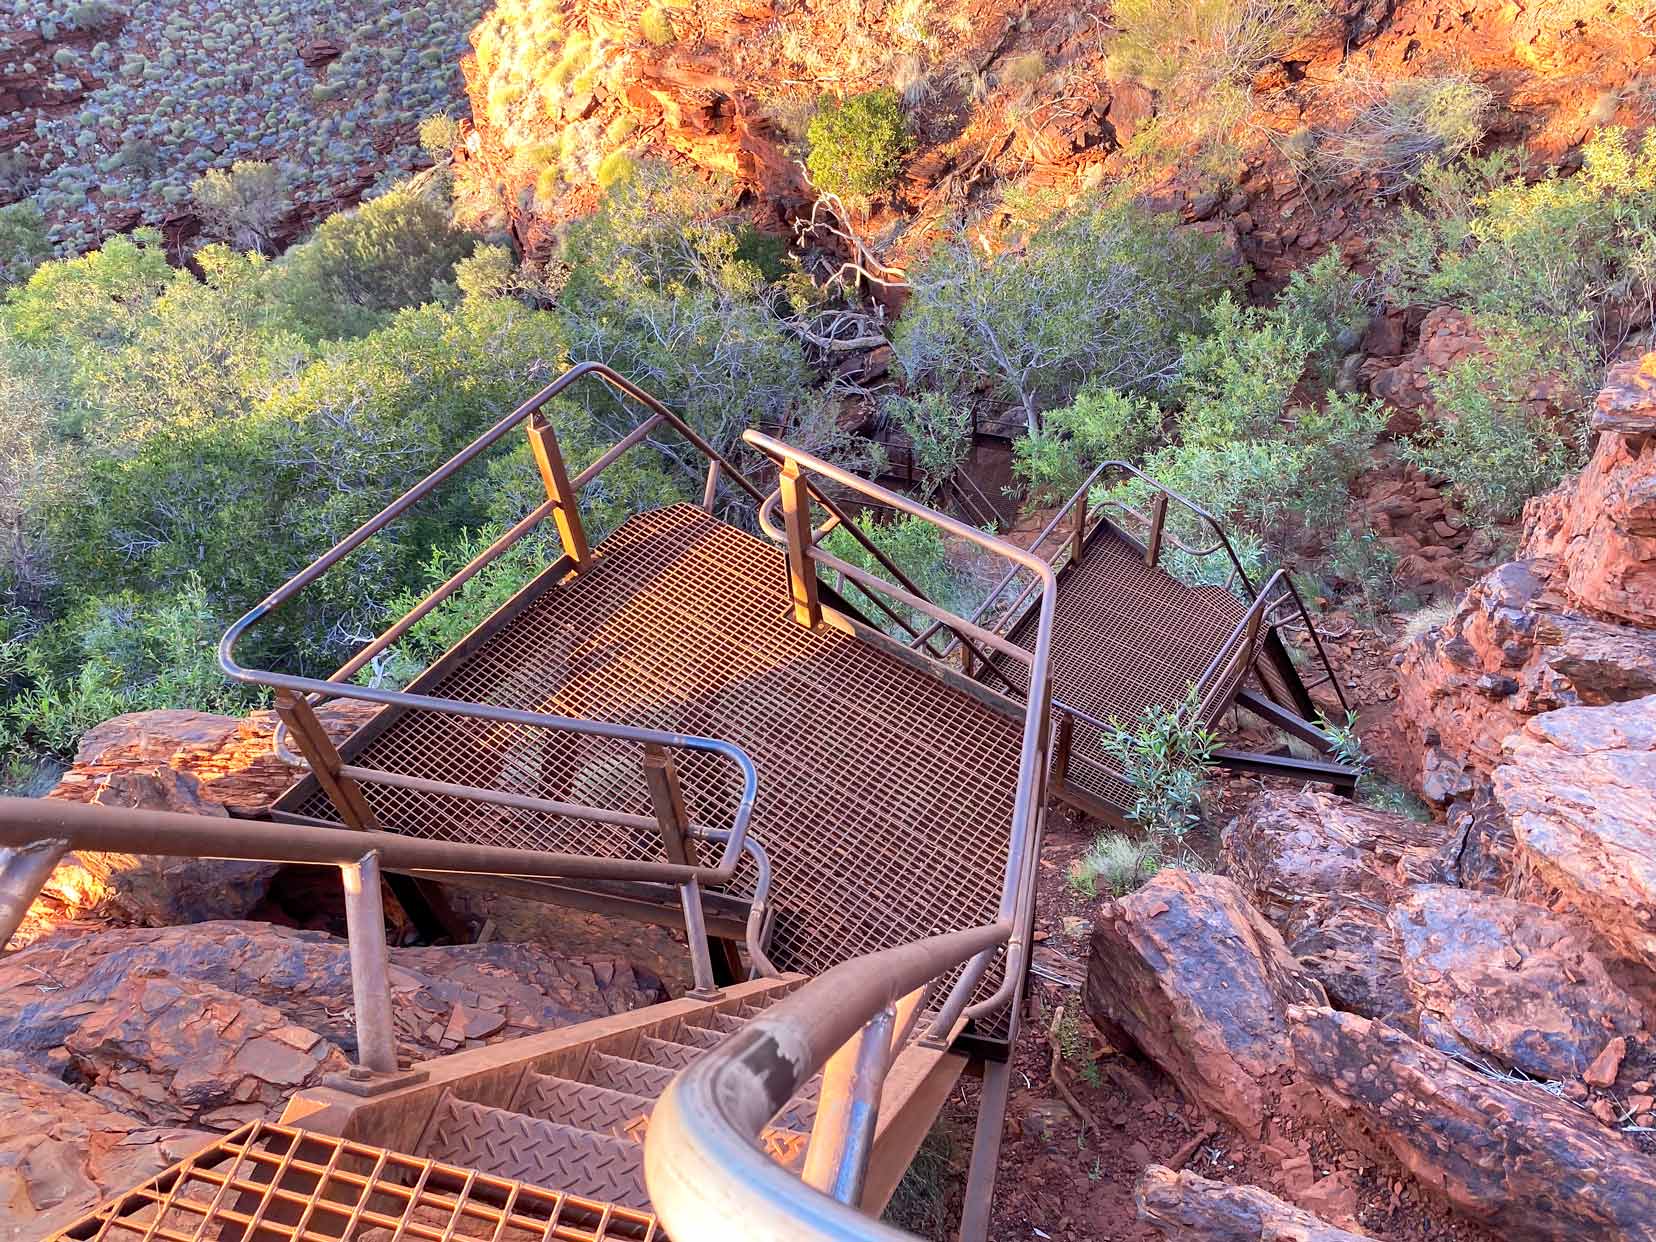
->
[998,524,1250,815]
[49,1120,659,1242]
[288,504,1024,984]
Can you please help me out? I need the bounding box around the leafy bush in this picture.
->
[267,172,476,342]
[805,89,912,200]
[1012,382,1163,506]
[0,202,51,287]
[896,199,1238,433]
[1313,77,1492,192]
[1099,688,1218,850]
[1401,357,1574,524]
[418,114,464,161]
[191,160,288,254]
[887,392,972,500]
[1325,527,1398,619]
[1269,250,1373,383]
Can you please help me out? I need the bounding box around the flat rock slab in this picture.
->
[1086,870,1327,1135]
[1290,1005,1656,1242]
[0,1052,208,1242]
[1137,1164,1370,1240]
[1496,696,1656,977]
[1392,884,1645,1080]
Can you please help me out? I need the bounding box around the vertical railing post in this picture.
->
[0,838,68,949]
[701,459,722,512]
[802,1002,897,1205]
[644,744,723,1001]
[1145,492,1169,568]
[527,410,591,569]
[1070,491,1088,565]
[276,690,381,832]
[340,849,398,1074]
[1050,711,1074,795]
[779,457,821,628]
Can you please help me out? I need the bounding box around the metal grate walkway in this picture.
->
[997,524,1250,813]
[285,504,1024,982]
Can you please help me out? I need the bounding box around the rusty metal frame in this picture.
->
[741,430,1056,1043]
[49,1119,661,1242]
[218,363,782,929]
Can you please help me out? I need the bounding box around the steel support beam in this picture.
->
[958,1057,1012,1242]
[340,850,398,1074]
[0,838,67,949]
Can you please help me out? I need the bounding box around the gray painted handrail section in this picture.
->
[645,924,1009,1242]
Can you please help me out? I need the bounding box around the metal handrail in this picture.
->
[917,459,1260,655]
[219,362,774,882]
[645,924,1009,1242]
[741,430,1055,1040]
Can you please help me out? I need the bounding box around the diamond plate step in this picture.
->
[421,1094,649,1210]
[673,1023,729,1050]
[518,1073,653,1141]
[585,1051,677,1098]
[636,1034,705,1070]
[516,1072,809,1171]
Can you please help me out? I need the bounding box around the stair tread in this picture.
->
[584,1051,677,1099]
[421,1094,648,1210]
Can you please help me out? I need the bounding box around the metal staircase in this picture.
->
[5,362,1356,1242]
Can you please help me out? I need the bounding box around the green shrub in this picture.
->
[1012,381,1163,506]
[267,173,476,342]
[595,149,638,190]
[1325,526,1398,619]
[0,202,51,288]
[805,89,912,201]
[1402,357,1574,525]
[1314,76,1492,191]
[418,114,464,161]
[191,160,288,254]
[1099,688,1218,851]
[887,391,972,500]
[1269,251,1372,383]
[639,6,675,45]
[896,199,1238,433]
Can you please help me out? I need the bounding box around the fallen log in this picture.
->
[1288,1005,1656,1242]
[1136,1165,1370,1240]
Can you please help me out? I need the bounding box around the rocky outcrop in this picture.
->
[1523,354,1656,627]
[1085,870,1327,1135]
[0,1054,207,1242]
[1496,695,1656,978]
[1391,884,1645,1080]
[13,704,378,945]
[1395,355,1656,802]
[1136,1165,1370,1242]
[0,921,666,1129]
[1290,1006,1656,1242]
[1221,789,1449,1026]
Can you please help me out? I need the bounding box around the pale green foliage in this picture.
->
[1068,832,1160,898]
[896,200,1237,433]
[1108,0,1324,90]
[1314,77,1492,191]
[191,160,289,254]
[267,172,476,342]
[639,6,674,45]
[1270,250,1372,383]
[805,89,912,200]
[1325,527,1398,619]
[1013,382,1163,506]
[557,162,809,468]
[886,392,972,500]
[1175,294,1310,447]
[1402,357,1573,525]
[418,114,464,161]
[821,514,985,638]
[0,203,51,288]
[1099,688,1218,847]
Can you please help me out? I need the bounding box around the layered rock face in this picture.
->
[1396,354,1656,803]
[13,703,376,945]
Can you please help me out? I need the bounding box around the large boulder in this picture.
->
[1391,884,1646,1080]
[1290,1006,1656,1242]
[1085,870,1327,1135]
[1221,790,1450,1028]
[1496,696,1656,979]
[0,1053,208,1242]
[16,703,380,944]
[1395,356,1656,803]
[0,921,667,1129]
